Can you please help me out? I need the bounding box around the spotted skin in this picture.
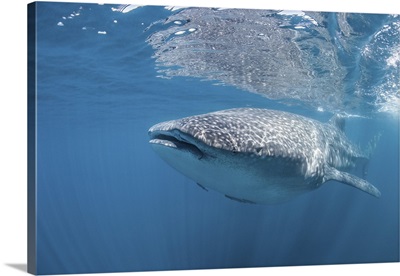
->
[148,108,380,204]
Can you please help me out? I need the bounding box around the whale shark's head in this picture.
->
[148,108,269,161]
[148,114,238,197]
[147,112,231,171]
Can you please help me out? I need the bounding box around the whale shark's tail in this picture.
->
[324,166,381,198]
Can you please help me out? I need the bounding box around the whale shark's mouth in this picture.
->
[149,130,204,159]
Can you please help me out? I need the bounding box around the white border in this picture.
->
[1,0,399,275]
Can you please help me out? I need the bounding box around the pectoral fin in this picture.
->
[196,182,208,192]
[225,194,256,204]
[324,166,381,198]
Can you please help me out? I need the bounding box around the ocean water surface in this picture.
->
[34,2,399,275]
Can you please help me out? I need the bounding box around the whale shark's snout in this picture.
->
[148,108,381,204]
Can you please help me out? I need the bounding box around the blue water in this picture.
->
[34,2,399,275]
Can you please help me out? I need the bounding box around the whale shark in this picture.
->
[148,108,380,204]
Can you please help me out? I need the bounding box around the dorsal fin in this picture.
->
[328,114,345,131]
